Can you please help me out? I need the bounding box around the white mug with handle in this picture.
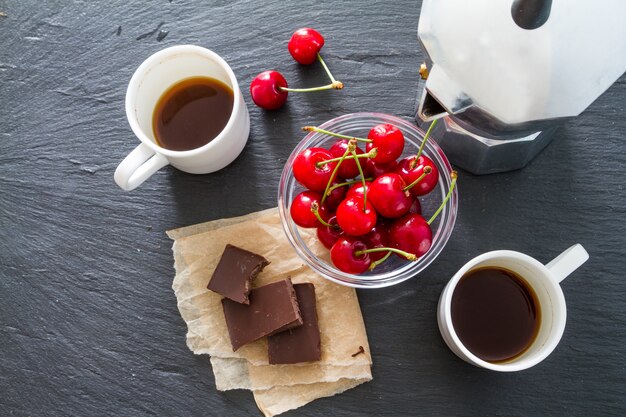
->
[114,45,250,191]
[438,244,589,372]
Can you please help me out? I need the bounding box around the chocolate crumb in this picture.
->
[351,346,365,357]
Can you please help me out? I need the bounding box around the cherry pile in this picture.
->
[289,120,458,274]
[250,28,343,110]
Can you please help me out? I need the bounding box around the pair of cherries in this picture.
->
[250,28,343,110]
[290,120,458,274]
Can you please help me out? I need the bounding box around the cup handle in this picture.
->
[545,244,589,283]
[114,143,169,191]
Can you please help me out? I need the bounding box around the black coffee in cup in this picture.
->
[152,76,234,151]
[451,267,540,363]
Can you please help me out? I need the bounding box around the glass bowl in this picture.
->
[278,113,458,288]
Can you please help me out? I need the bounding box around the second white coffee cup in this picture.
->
[438,244,589,372]
[115,45,250,191]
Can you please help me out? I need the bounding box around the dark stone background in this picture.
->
[1,1,624,416]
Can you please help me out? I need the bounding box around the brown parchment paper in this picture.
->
[168,208,372,367]
[254,377,371,417]
[167,208,373,416]
[211,356,372,391]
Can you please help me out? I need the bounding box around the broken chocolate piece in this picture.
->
[268,283,321,364]
[222,278,303,351]
[208,244,269,304]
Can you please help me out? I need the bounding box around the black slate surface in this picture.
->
[1,1,625,416]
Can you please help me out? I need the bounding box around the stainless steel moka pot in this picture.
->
[415,0,626,174]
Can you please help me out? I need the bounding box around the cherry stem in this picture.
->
[316,148,377,167]
[310,202,333,228]
[279,82,343,93]
[302,126,372,143]
[351,149,368,211]
[427,171,458,225]
[403,166,432,191]
[326,177,373,196]
[368,250,393,270]
[320,140,356,206]
[411,119,439,169]
[355,247,417,261]
[317,53,338,85]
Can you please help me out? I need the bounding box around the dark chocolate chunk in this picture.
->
[208,244,269,304]
[268,283,321,364]
[222,278,303,351]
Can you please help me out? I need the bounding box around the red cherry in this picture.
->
[317,216,344,249]
[408,197,422,215]
[336,197,377,236]
[293,148,337,192]
[368,173,412,218]
[288,28,325,65]
[250,70,288,110]
[328,140,365,179]
[323,180,348,212]
[363,224,390,261]
[290,191,328,228]
[330,236,371,274]
[346,181,371,200]
[366,123,405,164]
[396,155,439,196]
[364,158,398,178]
[389,213,432,258]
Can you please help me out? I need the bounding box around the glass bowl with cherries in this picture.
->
[278,113,458,288]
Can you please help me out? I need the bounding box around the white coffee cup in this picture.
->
[114,45,250,191]
[438,244,589,372]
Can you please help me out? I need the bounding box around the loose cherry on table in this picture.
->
[288,28,325,65]
[287,28,342,92]
[249,70,289,110]
[250,28,343,110]
[250,70,342,110]
[293,147,338,192]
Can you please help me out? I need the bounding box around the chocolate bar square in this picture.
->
[268,283,321,364]
[222,278,303,351]
[208,244,269,304]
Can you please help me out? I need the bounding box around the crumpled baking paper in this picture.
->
[167,208,372,416]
